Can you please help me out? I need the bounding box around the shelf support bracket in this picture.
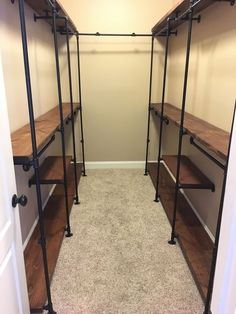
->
[76,33,87,177]
[18,0,55,313]
[51,0,73,238]
[144,35,155,176]
[169,3,194,245]
[190,137,225,170]
[154,17,172,201]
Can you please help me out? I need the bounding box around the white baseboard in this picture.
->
[85,161,145,169]
[162,160,215,242]
[23,185,56,251]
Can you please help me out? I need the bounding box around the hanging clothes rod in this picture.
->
[78,32,152,37]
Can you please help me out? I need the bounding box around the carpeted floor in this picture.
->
[50,169,204,314]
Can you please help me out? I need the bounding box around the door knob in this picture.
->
[12,194,28,208]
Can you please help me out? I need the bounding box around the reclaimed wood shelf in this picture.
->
[152,0,215,35]
[147,162,213,300]
[29,156,72,186]
[163,155,215,191]
[151,103,229,160]
[25,0,77,33]
[24,163,82,313]
[11,102,80,165]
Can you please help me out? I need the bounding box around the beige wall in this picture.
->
[0,0,77,243]
[60,0,176,162]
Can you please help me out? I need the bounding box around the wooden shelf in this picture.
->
[151,103,229,160]
[147,162,213,300]
[11,103,80,165]
[24,163,81,313]
[53,162,83,196]
[29,156,72,186]
[163,155,215,191]
[25,0,77,33]
[152,0,215,35]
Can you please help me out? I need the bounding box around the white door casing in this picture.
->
[0,52,30,313]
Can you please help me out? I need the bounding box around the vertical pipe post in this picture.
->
[65,19,80,204]
[154,19,171,202]
[144,35,154,175]
[169,8,193,245]
[18,0,55,313]
[204,105,236,314]
[51,2,72,237]
[76,34,86,176]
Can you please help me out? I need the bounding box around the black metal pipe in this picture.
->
[51,1,72,237]
[169,6,194,245]
[78,32,152,37]
[190,137,225,170]
[76,34,86,176]
[152,0,201,37]
[144,36,154,175]
[37,135,56,158]
[18,0,55,313]
[204,104,236,314]
[154,18,171,201]
[65,19,80,204]
[154,111,169,125]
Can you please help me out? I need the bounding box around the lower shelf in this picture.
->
[24,163,82,313]
[147,162,213,301]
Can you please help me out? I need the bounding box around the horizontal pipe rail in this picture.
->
[190,137,225,170]
[78,32,152,37]
[153,0,235,36]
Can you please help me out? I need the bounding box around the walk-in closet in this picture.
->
[0,1,236,314]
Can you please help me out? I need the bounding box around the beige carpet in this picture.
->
[50,169,204,314]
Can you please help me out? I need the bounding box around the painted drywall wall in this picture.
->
[59,0,177,162]
[0,0,78,243]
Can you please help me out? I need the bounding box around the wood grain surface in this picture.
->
[163,155,215,191]
[11,103,79,163]
[24,163,81,312]
[147,162,213,301]
[152,0,215,35]
[151,103,229,160]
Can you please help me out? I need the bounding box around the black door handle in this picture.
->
[12,194,28,208]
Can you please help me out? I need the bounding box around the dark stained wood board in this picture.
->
[151,103,229,160]
[11,103,80,164]
[29,156,72,186]
[25,0,77,33]
[152,0,215,35]
[24,164,78,312]
[163,155,215,191]
[53,163,83,196]
[147,162,213,300]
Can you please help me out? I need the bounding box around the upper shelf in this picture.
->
[11,102,80,165]
[151,103,229,160]
[25,0,77,33]
[152,0,215,35]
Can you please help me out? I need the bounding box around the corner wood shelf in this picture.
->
[25,0,77,33]
[147,162,213,300]
[152,0,215,35]
[11,102,80,165]
[151,103,229,160]
[24,162,82,313]
[163,155,215,191]
[29,156,72,186]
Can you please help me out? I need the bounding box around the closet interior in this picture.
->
[3,0,235,313]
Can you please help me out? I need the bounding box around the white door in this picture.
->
[0,53,30,313]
